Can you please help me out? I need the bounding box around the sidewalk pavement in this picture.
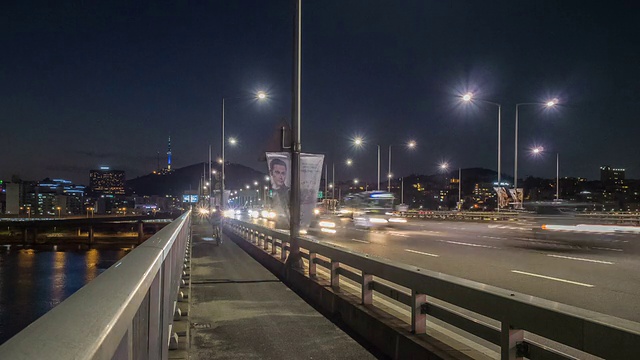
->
[188,222,378,360]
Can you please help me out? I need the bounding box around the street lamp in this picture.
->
[514,99,558,193]
[220,91,268,209]
[531,146,560,201]
[388,140,417,192]
[353,137,381,190]
[439,162,462,210]
[462,92,502,186]
[329,158,353,200]
[56,206,61,218]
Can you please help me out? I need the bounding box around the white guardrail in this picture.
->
[0,211,192,359]
[226,218,640,359]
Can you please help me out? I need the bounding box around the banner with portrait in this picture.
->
[494,186,510,209]
[266,152,324,230]
[266,152,291,227]
[508,188,524,209]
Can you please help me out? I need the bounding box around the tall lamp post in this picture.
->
[330,158,353,200]
[440,163,462,210]
[388,140,416,192]
[462,93,502,185]
[514,100,558,190]
[220,92,267,209]
[353,137,381,190]
[532,146,560,201]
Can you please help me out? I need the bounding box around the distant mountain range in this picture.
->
[127,162,510,197]
[127,162,266,196]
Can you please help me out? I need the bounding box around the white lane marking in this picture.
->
[388,232,409,237]
[488,224,532,231]
[405,249,440,257]
[511,270,594,288]
[350,238,370,244]
[480,235,506,240]
[421,230,441,235]
[546,254,614,265]
[593,247,623,252]
[443,240,498,249]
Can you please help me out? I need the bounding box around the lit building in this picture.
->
[600,166,627,194]
[6,179,86,216]
[90,167,125,195]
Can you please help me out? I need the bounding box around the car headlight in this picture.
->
[319,221,336,228]
[369,218,388,224]
[234,210,241,215]
[268,211,276,219]
[314,208,320,215]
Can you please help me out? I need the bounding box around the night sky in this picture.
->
[2,1,638,185]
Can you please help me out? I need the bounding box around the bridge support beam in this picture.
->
[501,323,525,360]
[411,291,427,334]
[88,226,94,244]
[137,221,144,243]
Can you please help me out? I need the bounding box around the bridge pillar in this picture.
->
[411,291,427,334]
[501,323,525,360]
[88,226,94,244]
[137,221,144,243]
[23,227,28,245]
[32,228,38,244]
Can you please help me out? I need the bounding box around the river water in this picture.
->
[0,247,128,344]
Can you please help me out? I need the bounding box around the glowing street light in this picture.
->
[220,90,268,209]
[353,137,381,190]
[346,158,353,166]
[530,146,559,200]
[461,92,502,189]
[388,140,417,192]
[56,206,61,218]
[228,137,238,146]
[514,99,559,200]
[253,181,258,186]
[532,146,544,155]
[440,162,449,171]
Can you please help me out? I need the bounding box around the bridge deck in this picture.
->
[188,222,376,359]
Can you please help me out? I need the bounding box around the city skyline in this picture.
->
[2,1,638,184]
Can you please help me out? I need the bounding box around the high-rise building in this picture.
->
[90,167,125,195]
[600,166,627,193]
[167,135,172,171]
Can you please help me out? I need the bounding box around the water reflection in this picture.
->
[0,248,127,344]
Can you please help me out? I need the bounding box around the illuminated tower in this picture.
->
[167,136,172,171]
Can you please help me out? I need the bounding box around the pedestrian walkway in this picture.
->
[188,223,377,359]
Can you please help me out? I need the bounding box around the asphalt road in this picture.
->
[243,214,640,323]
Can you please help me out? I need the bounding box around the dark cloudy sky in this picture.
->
[1,1,638,185]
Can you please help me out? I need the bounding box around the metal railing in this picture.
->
[400,210,525,221]
[226,218,640,359]
[0,211,191,359]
